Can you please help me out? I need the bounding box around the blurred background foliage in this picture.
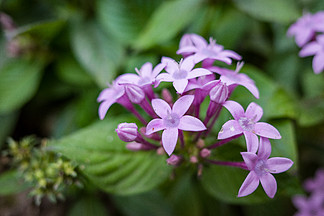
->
[0,0,324,215]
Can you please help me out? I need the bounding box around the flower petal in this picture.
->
[97,88,115,102]
[172,95,194,116]
[243,131,259,153]
[151,62,166,78]
[240,82,260,99]
[162,57,178,73]
[187,68,212,79]
[238,171,259,197]
[180,57,195,71]
[245,102,263,122]
[162,128,178,156]
[139,62,153,77]
[295,29,313,47]
[313,52,324,74]
[223,100,245,120]
[254,122,281,139]
[260,173,277,198]
[218,120,243,139]
[178,115,206,131]
[173,79,189,94]
[98,100,115,120]
[146,119,165,135]
[176,46,198,55]
[241,152,258,170]
[258,137,272,159]
[299,42,320,57]
[267,157,294,174]
[151,99,171,118]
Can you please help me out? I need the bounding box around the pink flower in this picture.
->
[218,101,281,153]
[238,137,294,198]
[146,95,206,155]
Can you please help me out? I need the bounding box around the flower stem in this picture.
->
[207,134,242,149]
[179,130,185,148]
[206,159,248,170]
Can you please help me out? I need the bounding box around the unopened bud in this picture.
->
[210,82,228,104]
[196,139,205,148]
[157,147,165,155]
[116,123,138,142]
[166,155,182,166]
[162,88,173,105]
[190,156,198,164]
[200,148,211,158]
[125,84,145,104]
[126,142,149,151]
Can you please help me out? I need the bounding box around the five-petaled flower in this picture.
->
[146,95,206,155]
[238,137,293,198]
[218,101,281,153]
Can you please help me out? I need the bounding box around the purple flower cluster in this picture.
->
[97,33,293,199]
[288,11,324,74]
[293,169,324,216]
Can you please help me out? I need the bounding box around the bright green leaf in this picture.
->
[0,59,44,114]
[233,0,300,24]
[135,0,202,50]
[0,170,30,196]
[49,118,172,195]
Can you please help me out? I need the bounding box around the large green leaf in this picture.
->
[232,0,300,24]
[0,112,18,148]
[0,59,44,114]
[68,197,109,216]
[49,118,172,195]
[97,0,161,45]
[70,20,123,88]
[135,0,202,50]
[0,170,30,196]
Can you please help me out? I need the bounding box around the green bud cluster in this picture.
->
[6,137,82,205]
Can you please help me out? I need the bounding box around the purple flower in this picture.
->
[131,62,166,86]
[288,12,324,47]
[156,57,211,94]
[299,34,324,74]
[304,169,324,193]
[293,193,324,216]
[238,137,293,198]
[208,62,259,98]
[146,95,206,155]
[176,33,242,65]
[218,101,281,153]
[116,123,138,142]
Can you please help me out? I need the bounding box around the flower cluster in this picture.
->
[288,11,324,74]
[98,33,293,198]
[292,169,324,215]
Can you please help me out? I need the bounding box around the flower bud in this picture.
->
[162,88,173,105]
[116,123,138,142]
[210,82,228,104]
[166,155,182,166]
[126,142,147,151]
[125,84,145,104]
[200,148,211,158]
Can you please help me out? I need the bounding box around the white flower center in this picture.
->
[173,69,188,80]
[238,117,255,132]
[163,112,180,128]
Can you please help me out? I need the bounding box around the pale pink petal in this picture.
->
[260,173,277,198]
[238,171,259,197]
[173,79,188,94]
[223,100,245,120]
[191,33,208,48]
[267,157,293,174]
[172,95,194,116]
[97,88,115,102]
[187,68,212,79]
[299,42,321,57]
[193,53,208,63]
[220,50,242,60]
[295,29,313,47]
[146,119,166,135]
[178,115,206,131]
[243,131,259,153]
[254,122,281,139]
[245,102,263,122]
[98,100,115,120]
[151,62,166,78]
[240,82,260,99]
[292,195,308,210]
[218,120,243,139]
[162,57,178,73]
[313,52,324,74]
[258,137,272,159]
[241,152,258,170]
[162,128,179,156]
[176,46,198,55]
[151,99,171,118]
[140,62,153,77]
[180,57,195,71]
[156,73,173,82]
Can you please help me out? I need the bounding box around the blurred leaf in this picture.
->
[302,70,324,98]
[0,112,18,148]
[49,118,172,195]
[232,0,300,24]
[135,0,202,50]
[298,97,324,126]
[124,54,158,74]
[97,0,161,45]
[0,170,30,196]
[113,190,174,216]
[70,20,123,88]
[68,197,109,216]
[0,59,45,114]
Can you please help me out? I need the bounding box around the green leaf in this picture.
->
[135,0,202,50]
[0,59,44,114]
[298,97,324,126]
[70,20,124,88]
[49,118,172,195]
[233,0,300,24]
[68,197,109,216]
[0,112,18,148]
[0,170,30,196]
[97,0,161,45]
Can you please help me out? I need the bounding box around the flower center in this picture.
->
[254,159,269,176]
[173,69,188,80]
[238,117,255,132]
[163,112,180,128]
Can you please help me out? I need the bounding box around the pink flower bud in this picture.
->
[200,148,211,158]
[166,155,182,166]
[125,84,145,104]
[126,142,149,151]
[116,123,138,142]
[210,82,228,104]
